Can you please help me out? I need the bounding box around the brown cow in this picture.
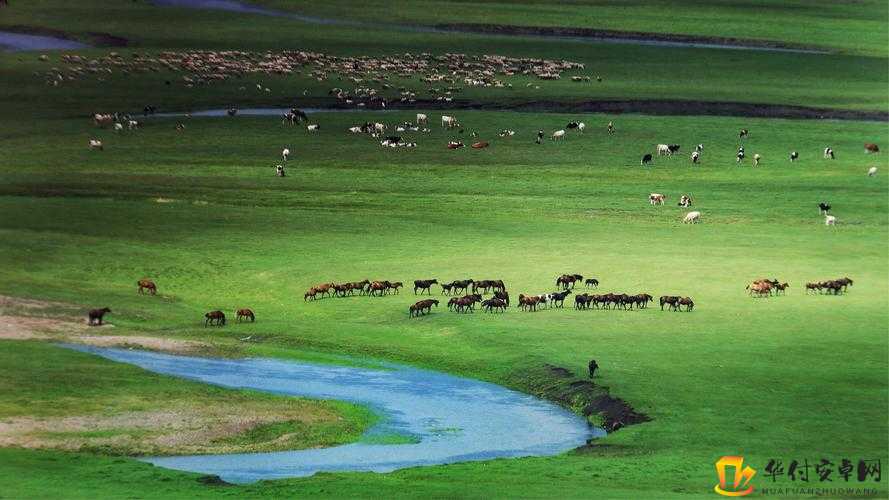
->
[471,141,489,149]
[864,143,880,154]
[137,279,157,295]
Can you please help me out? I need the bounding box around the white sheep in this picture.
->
[825,215,836,226]
[88,139,103,150]
[683,211,701,224]
[282,148,290,162]
[753,153,761,167]
[867,167,878,177]
[657,144,671,156]
[551,130,566,140]
[577,122,585,133]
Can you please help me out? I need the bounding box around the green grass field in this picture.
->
[0,1,887,498]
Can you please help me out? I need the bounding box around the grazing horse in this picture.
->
[805,282,821,294]
[88,307,111,326]
[304,287,319,301]
[556,274,583,289]
[472,280,505,294]
[409,299,439,317]
[493,290,510,306]
[450,279,474,295]
[678,297,694,311]
[236,308,255,322]
[388,282,403,294]
[746,281,771,298]
[414,279,438,295]
[440,283,455,295]
[137,279,157,295]
[204,310,226,327]
[584,278,599,288]
[836,277,854,292]
[659,296,680,311]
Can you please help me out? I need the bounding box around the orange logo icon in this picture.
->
[714,456,756,497]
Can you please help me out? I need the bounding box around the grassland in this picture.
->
[0,340,374,456]
[0,108,886,497]
[0,1,887,498]
[1,1,887,113]
[254,0,889,56]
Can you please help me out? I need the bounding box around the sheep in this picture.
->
[577,122,585,133]
[282,148,290,162]
[441,115,457,128]
[416,113,428,126]
[306,124,320,132]
[348,126,362,134]
[867,167,878,176]
[498,129,515,137]
[551,130,566,141]
[825,215,836,226]
[113,123,123,132]
[683,211,701,224]
[753,153,761,167]
[88,139,103,150]
[657,144,671,156]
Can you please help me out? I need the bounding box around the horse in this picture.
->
[493,290,510,306]
[659,296,680,311]
[678,297,694,311]
[584,278,599,288]
[409,299,439,317]
[556,274,583,289]
[414,279,438,295]
[88,307,111,326]
[137,279,157,295]
[549,290,572,308]
[236,308,255,322]
[481,298,508,313]
[204,310,226,326]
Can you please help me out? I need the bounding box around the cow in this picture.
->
[790,151,799,162]
[691,151,700,164]
[441,115,458,128]
[275,165,286,177]
[551,130,566,141]
[668,144,680,154]
[678,195,692,208]
[416,113,428,126]
[656,144,671,156]
[607,121,615,135]
[447,141,464,149]
[306,124,320,132]
[282,148,290,162]
[739,128,749,138]
[818,202,831,215]
[824,147,835,159]
[88,307,111,326]
[753,153,761,167]
[471,141,490,149]
[641,154,653,166]
[649,193,666,205]
[864,143,879,154]
[536,130,545,144]
[88,139,103,150]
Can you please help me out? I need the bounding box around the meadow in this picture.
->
[0,1,887,498]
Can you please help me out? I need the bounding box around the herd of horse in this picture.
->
[88,274,856,325]
[746,277,853,297]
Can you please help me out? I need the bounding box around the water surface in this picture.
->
[66,345,597,484]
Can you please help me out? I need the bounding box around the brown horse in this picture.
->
[678,297,694,311]
[204,310,226,327]
[88,307,111,326]
[236,308,255,322]
[659,295,680,311]
[137,279,157,295]
[409,299,439,317]
[556,274,583,289]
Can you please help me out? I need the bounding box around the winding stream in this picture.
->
[66,345,598,484]
[153,0,828,53]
